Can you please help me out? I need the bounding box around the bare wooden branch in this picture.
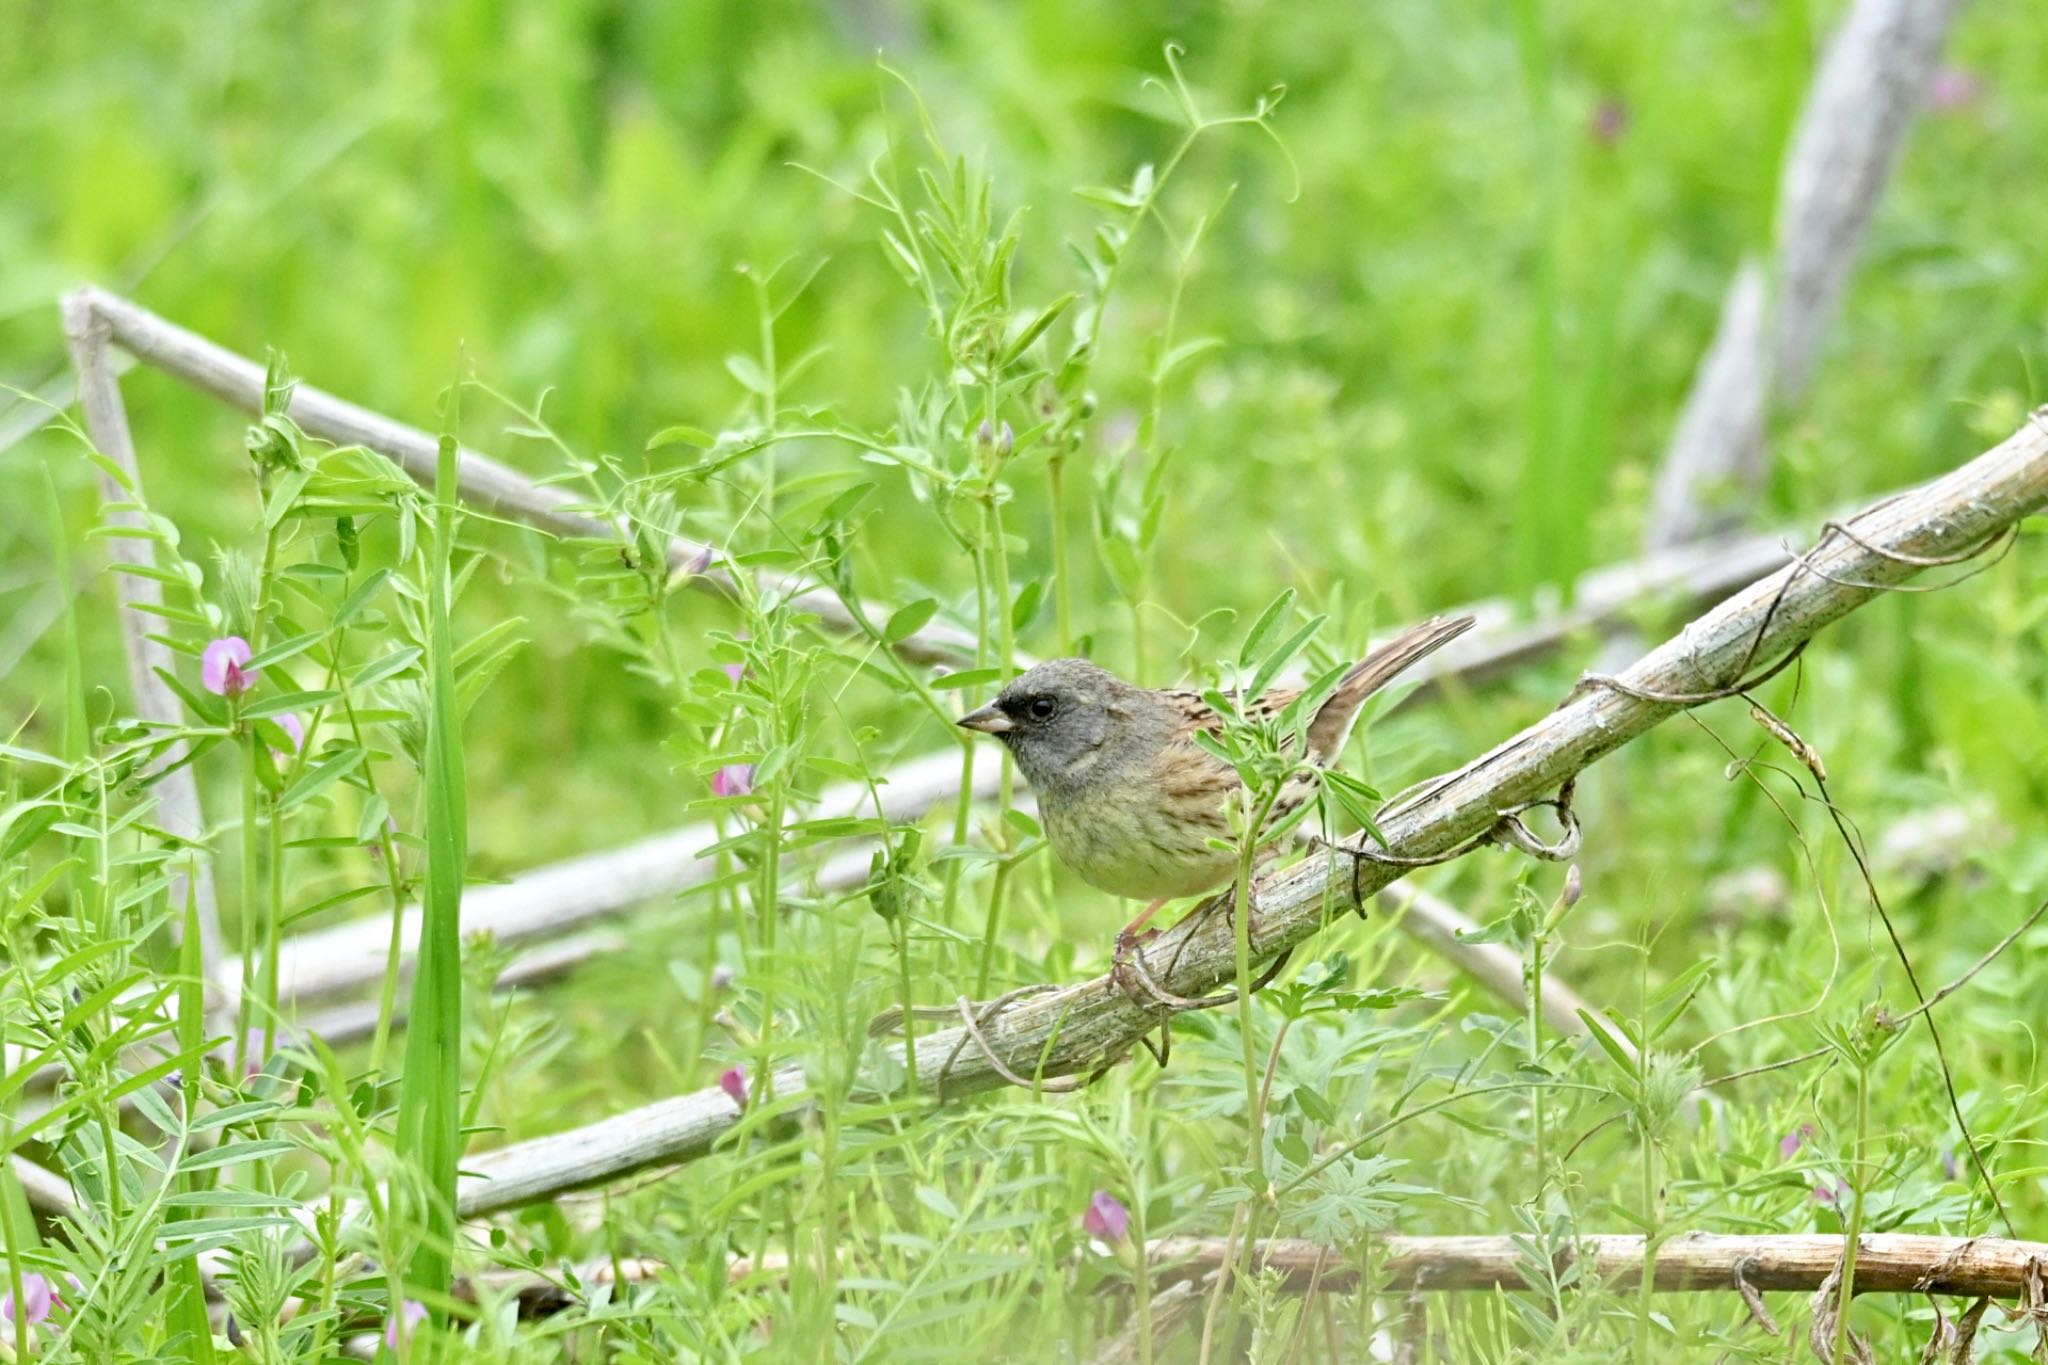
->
[1151,1234,2048,1298]
[1646,0,1961,548]
[224,747,989,1007]
[475,1233,2048,1316]
[60,293,223,984]
[453,409,2048,1215]
[67,287,982,666]
[8,1155,76,1216]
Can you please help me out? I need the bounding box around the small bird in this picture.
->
[957,614,1476,956]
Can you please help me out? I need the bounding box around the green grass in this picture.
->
[5,0,2048,1359]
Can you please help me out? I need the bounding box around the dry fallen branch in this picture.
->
[474,1233,2048,1316]
[453,409,2048,1215]
[8,1155,77,1216]
[66,287,983,666]
[1152,1233,2048,1299]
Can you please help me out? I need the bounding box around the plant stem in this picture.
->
[1636,1112,1657,1364]
[234,728,260,1078]
[261,787,284,1060]
[1047,451,1073,653]
[974,492,1020,995]
[1834,1058,1872,1363]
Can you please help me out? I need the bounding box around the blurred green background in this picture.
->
[5,0,2047,1143]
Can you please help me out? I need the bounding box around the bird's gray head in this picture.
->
[955,658,1157,793]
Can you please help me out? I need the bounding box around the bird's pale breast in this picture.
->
[1038,765,1240,901]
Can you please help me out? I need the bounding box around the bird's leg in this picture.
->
[1110,899,1167,995]
[1116,898,1167,955]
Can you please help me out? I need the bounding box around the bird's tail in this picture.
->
[1306,614,1477,761]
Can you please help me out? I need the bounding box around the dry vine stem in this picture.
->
[453,408,2048,1215]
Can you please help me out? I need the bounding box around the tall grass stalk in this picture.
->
[394,431,469,1306]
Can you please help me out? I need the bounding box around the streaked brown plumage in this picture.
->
[957,615,1476,913]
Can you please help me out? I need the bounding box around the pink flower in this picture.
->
[268,712,306,762]
[712,765,754,798]
[1812,1181,1849,1206]
[1927,66,1982,113]
[201,637,259,697]
[1082,1190,1129,1243]
[1,1273,60,1340]
[384,1297,428,1348]
[1589,96,1630,147]
[720,1066,748,1106]
[1779,1124,1814,1160]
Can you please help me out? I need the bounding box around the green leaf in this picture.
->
[348,646,420,690]
[177,1139,299,1172]
[261,467,314,530]
[725,353,770,396]
[884,598,940,643]
[931,667,1005,691]
[243,629,326,671]
[1002,292,1078,364]
[1248,615,1327,700]
[331,568,393,629]
[1575,1009,1640,1078]
[1010,579,1044,633]
[1240,590,1297,668]
[647,424,715,450]
[242,690,340,719]
[277,747,366,814]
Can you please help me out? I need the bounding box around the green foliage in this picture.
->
[4,2,2048,1361]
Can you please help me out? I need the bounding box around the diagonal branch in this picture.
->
[66,287,983,666]
[454,409,2048,1215]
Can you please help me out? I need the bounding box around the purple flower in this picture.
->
[1927,66,1982,113]
[712,765,754,798]
[1941,1147,1961,1181]
[1812,1181,1849,1206]
[1779,1123,1814,1160]
[1589,97,1630,147]
[1,1273,61,1340]
[268,712,306,763]
[1081,1190,1129,1243]
[710,964,736,991]
[720,1066,748,1106]
[384,1298,428,1348]
[201,637,259,697]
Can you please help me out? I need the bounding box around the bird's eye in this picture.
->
[1026,696,1059,722]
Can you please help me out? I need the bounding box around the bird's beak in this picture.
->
[956,704,1014,735]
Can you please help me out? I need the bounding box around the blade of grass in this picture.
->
[394,430,468,1307]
